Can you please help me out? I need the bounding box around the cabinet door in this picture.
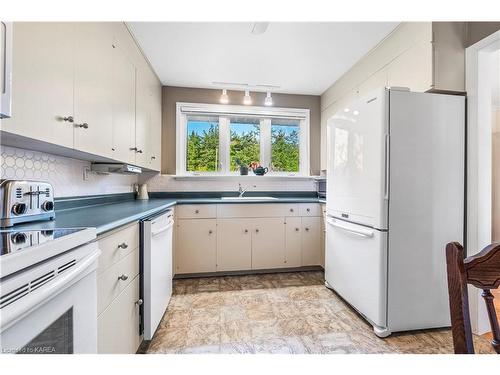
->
[251,218,285,269]
[134,64,153,167]
[149,84,162,171]
[176,219,216,274]
[97,276,141,354]
[217,218,252,271]
[284,217,302,268]
[2,23,74,147]
[302,217,321,266]
[111,40,136,164]
[73,23,114,157]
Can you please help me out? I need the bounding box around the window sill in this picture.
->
[171,174,319,181]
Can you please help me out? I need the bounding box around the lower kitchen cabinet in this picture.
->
[302,216,321,266]
[284,217,302,267]
[176,218,217,274]
[216,219,252,271]
[97,276,141,354]
[251,217,286,269]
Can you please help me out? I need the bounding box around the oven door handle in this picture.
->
[0,250,101,332]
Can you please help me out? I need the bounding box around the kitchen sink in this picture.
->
[221,196,278,201]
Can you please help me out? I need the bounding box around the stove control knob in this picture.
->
[11,232,27,245]
[11,203,27,216]
[41,201,54,212]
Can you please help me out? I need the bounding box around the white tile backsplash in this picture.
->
[0,146,138,197]
[139,173,317,192]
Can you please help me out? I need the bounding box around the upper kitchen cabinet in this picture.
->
[73,23,114,158]
[111,32,137,165]
[1,23,75,148]
[1,22,162,171]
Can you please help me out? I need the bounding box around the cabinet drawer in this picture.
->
[97,223,139,274]
[98,276,141,354]
[97,248,139,314]
[299,203,321,217]
[176,204,216,219]
[217,203,299,218]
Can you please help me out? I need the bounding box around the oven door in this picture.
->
[0,243,100,354]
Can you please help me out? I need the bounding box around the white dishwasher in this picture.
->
[140,209,174,340]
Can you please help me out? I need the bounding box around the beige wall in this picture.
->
[161,86,321,175]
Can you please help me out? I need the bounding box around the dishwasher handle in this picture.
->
[151,220,174,237]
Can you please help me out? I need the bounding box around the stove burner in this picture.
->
[0,228,86,256]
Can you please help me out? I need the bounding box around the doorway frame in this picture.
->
[465,29,500,335]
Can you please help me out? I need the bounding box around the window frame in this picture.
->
[176,102,310,176]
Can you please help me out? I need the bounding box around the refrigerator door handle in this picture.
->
[384,134,390,200]
[326,218,374,238]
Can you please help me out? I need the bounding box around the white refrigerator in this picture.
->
[325,88,465,337]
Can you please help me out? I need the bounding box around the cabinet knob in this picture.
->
[118,242,128,249]
[118,274,129,281]
[307,208,310,212]
[151,156,156,160]
[137,149,143,154]
[135,299,143,306]
[62,115,74,123]
[255,229,259,233]
[295,228,300,232]
[75,122,89,129]
[195,209,199,214]
[305,227,310,232]
[290,208,294,212]
[130,147,142,153]
[244,229,248,233]
[208,229,213,235]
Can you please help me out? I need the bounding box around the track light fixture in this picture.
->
[264,91,273,106]
[220,89,229,104]
[243,89,252,105]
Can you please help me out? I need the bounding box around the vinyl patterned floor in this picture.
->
[146,271,496,354]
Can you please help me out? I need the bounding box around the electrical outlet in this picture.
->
[83,166,91,181]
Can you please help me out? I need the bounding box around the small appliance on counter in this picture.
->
[315,177,326,199]
[0,180,55,227]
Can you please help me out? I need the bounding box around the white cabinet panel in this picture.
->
[111,40,136,164]
[216,218,252,271]
[176,219,216,274]
[73,23,114,157]
[98,276,141,354]
[251,217,285,269]
[301,216,321,266]
[284,217,302,268]
[177,204,217,219]
[2,23,75,147]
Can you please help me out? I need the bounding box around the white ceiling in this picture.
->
[127,22,399,96]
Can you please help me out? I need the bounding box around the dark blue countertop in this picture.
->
[12,193,325,235]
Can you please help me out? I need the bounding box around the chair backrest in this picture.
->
[446,242,500,354]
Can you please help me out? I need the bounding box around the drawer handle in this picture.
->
[118,274,129,281]
[307,208,310,212]
[195,209,199,214]
[135,299,143,306]
[75,122,89,129]
[118,242,128,249]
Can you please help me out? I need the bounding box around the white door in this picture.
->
[217,218,252,271]
[2,23,75,147]
[284,217,302,267]
[327,88,389,230]
[144,213,173,340]
[73,23,114,157]
[251,218,285,269]
[111,40,136,165]
[176,219,216,274]
[325,216,387,329]
[301,216,321,266]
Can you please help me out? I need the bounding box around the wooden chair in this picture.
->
[446,242,500,354]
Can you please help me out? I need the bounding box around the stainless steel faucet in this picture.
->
[238,183,256,198]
